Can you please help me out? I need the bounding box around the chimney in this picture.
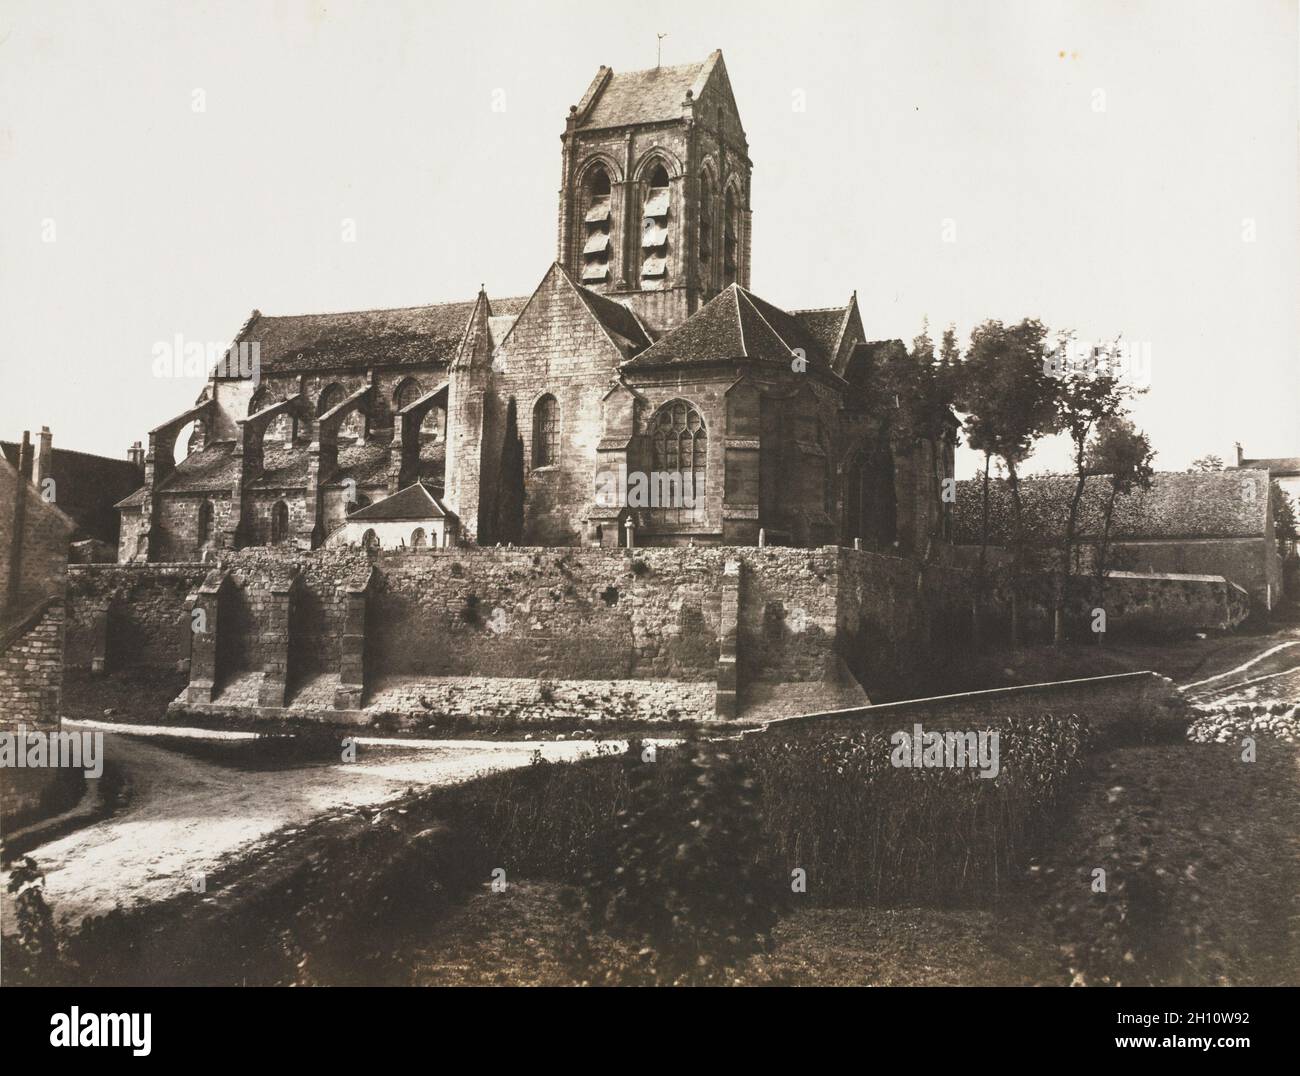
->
[16,430,33,481]
[128,440,145,468]
[35,426,53,493]
[1234,441,1244,467]
[5,432,33,616]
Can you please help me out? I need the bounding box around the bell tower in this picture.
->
[557,49,751,331]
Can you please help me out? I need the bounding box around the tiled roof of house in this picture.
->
[624,284,833,369]
[951,471,1273,544]
[576,58,711,130]
[347,481,450,521]
[1239,456,1300,476]
[790,306,850,358]
[215,296,528,376]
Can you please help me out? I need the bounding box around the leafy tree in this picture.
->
[1084,416,1155,641]
[900,320,961,553]
[491,397,525,545]
[957,318,1060,645]
[1050,334,1137,644]
[1190,454,1224,473]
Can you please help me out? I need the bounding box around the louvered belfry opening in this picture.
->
[581,165,612,286]
[641,163,670,291]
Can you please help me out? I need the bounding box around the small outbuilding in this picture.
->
[329,482,458,551]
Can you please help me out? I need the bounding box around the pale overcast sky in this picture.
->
[1,0,1295,476]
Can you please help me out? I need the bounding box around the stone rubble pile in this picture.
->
[1186,701,1300,745]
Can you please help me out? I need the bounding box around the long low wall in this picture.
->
[758,670,1181,736]
[66,546,927,720]
[63,543,1240,724]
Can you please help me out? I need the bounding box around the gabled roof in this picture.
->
[215,296,528,376]
[347,481,450,521]
[624,283,836,369]
[575,52,725,130]
[1238,456,1300,476]
[0,452,76,533]
[791,294,864,374]
[570,276,653,353]
[790,307,851,357]
[498,263,652,360]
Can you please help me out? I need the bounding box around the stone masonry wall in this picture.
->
[66,563,207,670]
[0,600,65,728]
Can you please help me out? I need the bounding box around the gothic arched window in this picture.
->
[197,500,214,547]
[581,165,612,285]
[650,399,707,526]
[641,163,670,290]
[270,500,290,545]
[533,394,559,467]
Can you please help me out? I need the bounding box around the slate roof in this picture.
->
[214,296,528,377]
[625,284,835,369]
[577,58,711,130]
[347,481,450,521]
[951,471,1273,544]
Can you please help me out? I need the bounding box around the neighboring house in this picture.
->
[1,433,75,728]
[117,49,955,562]
[327,481,458,550]
[951,471,1283,612]
[1235,442,1300,505]
[2,427,142,560]
[1234,443,1300,560]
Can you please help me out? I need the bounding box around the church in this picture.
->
[116,50,955,562]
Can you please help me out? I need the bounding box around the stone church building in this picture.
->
[117,50,954,562]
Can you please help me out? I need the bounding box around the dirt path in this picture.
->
[1177,624,1300,706]
[1,727,639,931]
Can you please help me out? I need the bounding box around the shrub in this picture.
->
[3,857,63,984]
[580,739,784,985]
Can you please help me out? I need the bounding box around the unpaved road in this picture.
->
[1179,631,1300,706]
[2,726,640,931]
